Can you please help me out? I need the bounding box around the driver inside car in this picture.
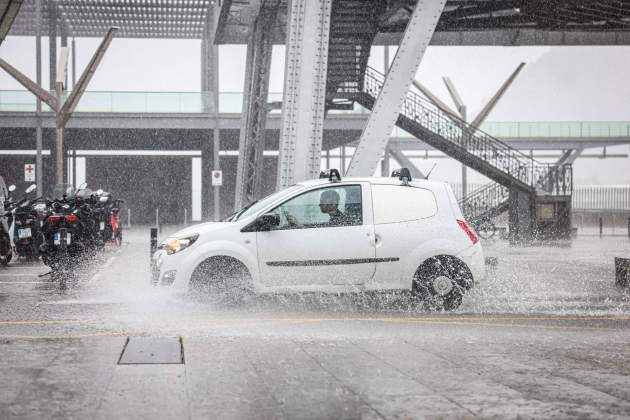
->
[287,189,348,227]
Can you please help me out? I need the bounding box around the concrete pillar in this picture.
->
[48,1,57,90]
[508,188,534,243]
[201,4,220,220]
[35,0,43,194]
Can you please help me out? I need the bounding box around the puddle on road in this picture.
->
[32,235,630,337]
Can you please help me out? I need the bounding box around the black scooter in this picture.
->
[0,184,16,266]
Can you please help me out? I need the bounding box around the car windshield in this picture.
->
[230,185,301,221]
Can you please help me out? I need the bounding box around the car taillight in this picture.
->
[48,215,61,224]
[457,220,479,245]
[66,215,78,223]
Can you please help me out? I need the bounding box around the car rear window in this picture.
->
[371,184,437,224]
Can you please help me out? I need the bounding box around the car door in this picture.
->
[370,184,439,289]
[256,183,376,288]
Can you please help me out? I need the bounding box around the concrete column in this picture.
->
[200,4,220,220]
[35,0,43,193]
[48,1,57,90]
[71,37,76,88]
[508,188,534,244]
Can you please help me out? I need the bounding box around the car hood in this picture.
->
[166,221,231,239]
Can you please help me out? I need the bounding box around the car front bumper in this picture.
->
[151,248,200,292]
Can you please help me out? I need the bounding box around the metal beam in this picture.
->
[412,79,459,120]
[470,62,525,128]
[557,148,583,165]
[0,58,58,110]
[234,1,278,210]
[388,149,426,179]
[58,27,117,127]
[346,0,446,177]
[0,0,23,45]
[277,0,332,188]
[442,76,465,116]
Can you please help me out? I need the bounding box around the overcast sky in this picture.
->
[0,37,628,184]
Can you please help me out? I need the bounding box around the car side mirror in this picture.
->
[257,213,280,231]
[242,212,280,232]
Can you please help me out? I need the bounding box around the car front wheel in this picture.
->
[189,256,253,305]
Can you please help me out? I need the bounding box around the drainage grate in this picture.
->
[118,336,184,365]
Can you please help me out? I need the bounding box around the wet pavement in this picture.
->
[0,228,629,419]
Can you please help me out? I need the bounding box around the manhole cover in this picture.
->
[118,337,184,365]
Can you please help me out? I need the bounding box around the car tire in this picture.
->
[190,257,253,305]
[413,256,471,311]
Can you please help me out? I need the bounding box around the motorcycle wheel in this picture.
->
[0,251,12,266]
[114,229,122,247]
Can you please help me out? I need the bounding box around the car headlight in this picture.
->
[160,234,199,255]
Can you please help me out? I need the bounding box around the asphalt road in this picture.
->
[0,228,629,419]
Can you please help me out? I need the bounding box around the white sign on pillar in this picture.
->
[24,163,35,182]
[211,170,223,186]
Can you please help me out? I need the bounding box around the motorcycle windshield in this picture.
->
[52,184,75,199]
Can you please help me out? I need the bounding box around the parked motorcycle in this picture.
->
[94,189,124,247]
[40,184,92,288]
[11,184,44,261]
[38,183,124,288]
[0,184,16,266]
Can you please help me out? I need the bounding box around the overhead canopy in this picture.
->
[6,0,630,44]
[10,0,211,39]
[0,0,23,44]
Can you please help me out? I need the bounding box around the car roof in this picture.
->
[297,177,448,190]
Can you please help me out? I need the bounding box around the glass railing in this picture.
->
[0,90,371,114]
[480,121,630,138]
[1,89,629,138]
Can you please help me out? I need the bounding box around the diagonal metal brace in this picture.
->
[0,58,58,111]
[58,27,118,127]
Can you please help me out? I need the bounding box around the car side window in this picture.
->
[371,185,437,224]
[272,185,362,230]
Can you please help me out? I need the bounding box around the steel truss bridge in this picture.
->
[2,0,630,236]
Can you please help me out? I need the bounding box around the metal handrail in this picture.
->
[362,66,573,199]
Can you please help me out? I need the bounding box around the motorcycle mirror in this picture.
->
[96,189,104,195]
[8,185,16,192]
[25,184,36,193]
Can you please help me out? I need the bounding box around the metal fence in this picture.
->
[572,185,630,211]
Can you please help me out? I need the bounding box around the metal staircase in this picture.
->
[459,182,509,224]
[325,0,383,110]
[350,66,572,224]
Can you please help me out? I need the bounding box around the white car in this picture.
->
[151,169,485,310]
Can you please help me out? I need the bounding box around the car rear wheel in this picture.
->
[413,256,472,311]
[190,257,253,305]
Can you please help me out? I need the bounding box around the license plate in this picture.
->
[99,222,105,231]
[53,232,71,245]
[17,228,32,239]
